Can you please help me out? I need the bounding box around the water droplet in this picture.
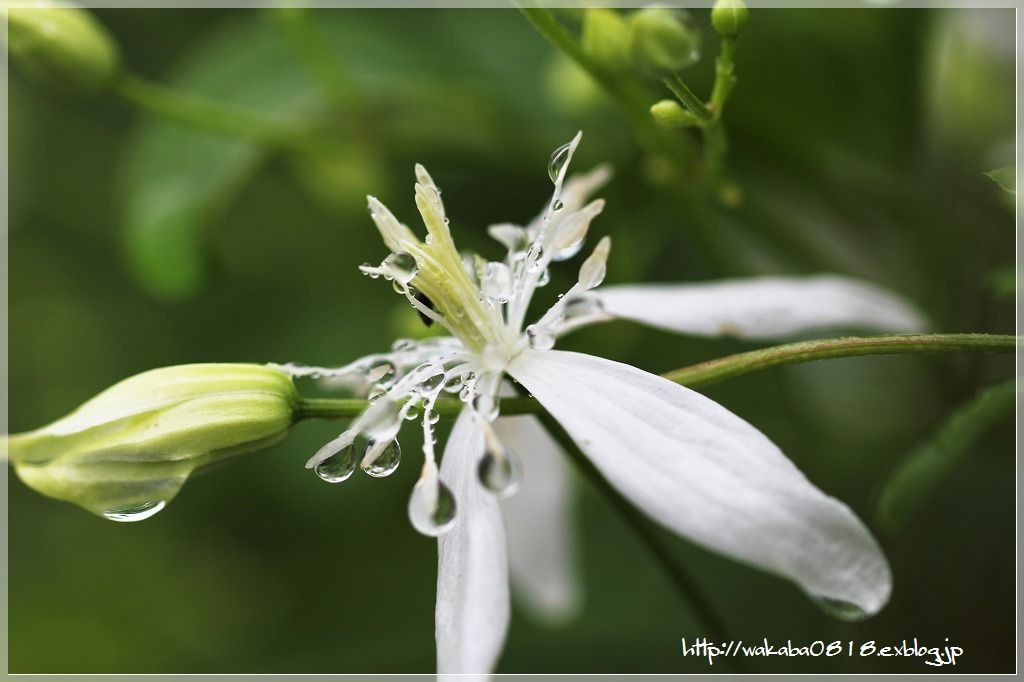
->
[536,267,551,287]
[402,399,421,421]
[385,251,418,285]
[416,364,445,395]
[526,324,556,351]
[392,338,416,352]
[812,596,869,621]
[314,444,357,483]
[425,409,440,425]
[362,439,402,478]
[478,449,521,497]
[480,262,514,303]
[366,359,396,386]
[443,374,465,393]
[548,141,573,183]
[102,500,166,522]
[553,199,564,212]
[368,386,387,403]
[408,478,458,536]
[563,295,603,320]
[473,393,499,422]
[459,385,473,402]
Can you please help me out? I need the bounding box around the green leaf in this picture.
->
[985,165,1016,194]
[875,378,1016,533]
[118,17,320,300]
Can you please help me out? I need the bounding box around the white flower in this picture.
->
[293,133,925,677]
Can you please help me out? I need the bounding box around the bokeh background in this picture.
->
[7,6,1016,674]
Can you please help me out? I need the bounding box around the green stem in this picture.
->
[111,70,314,152]
[709,38,737,115]
[661,333,1017,388]
[663,73,712,122]
[293,333,1018,421]
[276,9,359,110]
[535,408,745,672]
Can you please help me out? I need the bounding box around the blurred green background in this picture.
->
[7,7,1015,674]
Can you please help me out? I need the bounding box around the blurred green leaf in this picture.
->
[875,378,1016,533]
[118,16,320,300]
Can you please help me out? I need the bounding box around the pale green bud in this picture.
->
[4,2,120,92]
[581,8,631,72]
[628,7,701,77]
[650,99,699,128]
[6,364,297,521]
[711,0,749,39]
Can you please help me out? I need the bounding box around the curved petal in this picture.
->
[436,408,510,678]
[494,414,582,623]
[507,349,892,617]
[593,275,927,340]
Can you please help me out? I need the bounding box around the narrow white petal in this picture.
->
[436,408,510,677]
[595,275,927,339]
[494,414,582,623]
[507,350,892,617]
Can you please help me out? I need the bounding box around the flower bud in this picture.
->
[6,364,297,521]
[4,2,120,93]
[581,8,630,72]
[711,0,749,39]
[628,7,701,77]
[650,99,699,128]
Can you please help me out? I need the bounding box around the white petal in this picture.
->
[507,349,892,617]
[436,408,510,677]
[595,275,927,339]
[494,414,582,623]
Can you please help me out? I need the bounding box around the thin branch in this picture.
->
[294,333,1019,421]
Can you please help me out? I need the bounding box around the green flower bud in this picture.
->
[628,7,701,77]
[581,8,631,72]
[650,99,699,128]
[4,2,120,92]
[711,0,749,39]
[6,364,297,521]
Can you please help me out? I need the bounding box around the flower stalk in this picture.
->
[294,333,1019,421]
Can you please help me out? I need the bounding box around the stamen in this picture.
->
[506,131,583,331]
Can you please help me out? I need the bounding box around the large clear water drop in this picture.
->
[477,448,522,498]
[526,324,556,351]
[480,262,513,303]
[812,595,870,621]
[314,443,357,483]
[102,500,167,522]
[548,141,573,183]
[385,251,418,285]
[408,478,458,536]
[362,439,402,478]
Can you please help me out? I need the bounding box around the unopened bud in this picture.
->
[6,364,297,521]
[628,7,701,77]
[581,8,630,71]
[4,2,120,92]
[650,99,699,128]
[711,0,749,39]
